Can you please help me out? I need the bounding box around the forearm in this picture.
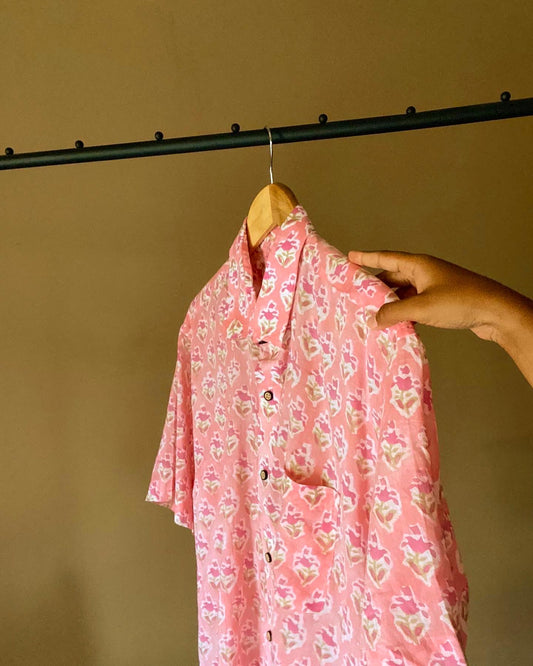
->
[491,288,533,388]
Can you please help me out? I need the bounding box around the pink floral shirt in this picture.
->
[145,204,469,665]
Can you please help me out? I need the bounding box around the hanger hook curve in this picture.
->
[264,126,274,184]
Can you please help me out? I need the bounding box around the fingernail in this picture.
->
[367,313,377,329]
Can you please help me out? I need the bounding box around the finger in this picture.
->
[372,293,430,328]
[374,270,414,288]
[348,249,418,276]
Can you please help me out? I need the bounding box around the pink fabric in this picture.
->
[145,204,469,665]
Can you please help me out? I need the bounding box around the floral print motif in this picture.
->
[146,205,469,665]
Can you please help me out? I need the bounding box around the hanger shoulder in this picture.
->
[246,182,298,250]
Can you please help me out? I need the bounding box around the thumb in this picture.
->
[370,294,426,328]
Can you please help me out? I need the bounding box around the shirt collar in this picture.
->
[225,203,315,347]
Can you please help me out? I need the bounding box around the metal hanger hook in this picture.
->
[264,126,274,184]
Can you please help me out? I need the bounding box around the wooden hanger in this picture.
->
[246,127,299,250]
[246,182,299,250]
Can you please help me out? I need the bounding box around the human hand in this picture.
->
[347,250,511,343]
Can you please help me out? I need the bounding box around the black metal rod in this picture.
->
[1,95,532,171]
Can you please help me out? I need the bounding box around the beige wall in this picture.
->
[2,2,532,664]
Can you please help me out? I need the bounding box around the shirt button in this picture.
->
[264,552,272,563]
[263,390,273,401]
[266,630,272,641]
[260,469,268,481]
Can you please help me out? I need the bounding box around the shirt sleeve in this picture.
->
[362,323,469,662]
[145,317,195,532]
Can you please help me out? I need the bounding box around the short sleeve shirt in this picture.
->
[145,204,469,665]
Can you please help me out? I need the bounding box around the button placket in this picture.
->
[256,357,279,646]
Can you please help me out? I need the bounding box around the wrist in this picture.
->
[490,287,533,354]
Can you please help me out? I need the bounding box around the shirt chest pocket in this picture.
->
[269,476,341,614]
